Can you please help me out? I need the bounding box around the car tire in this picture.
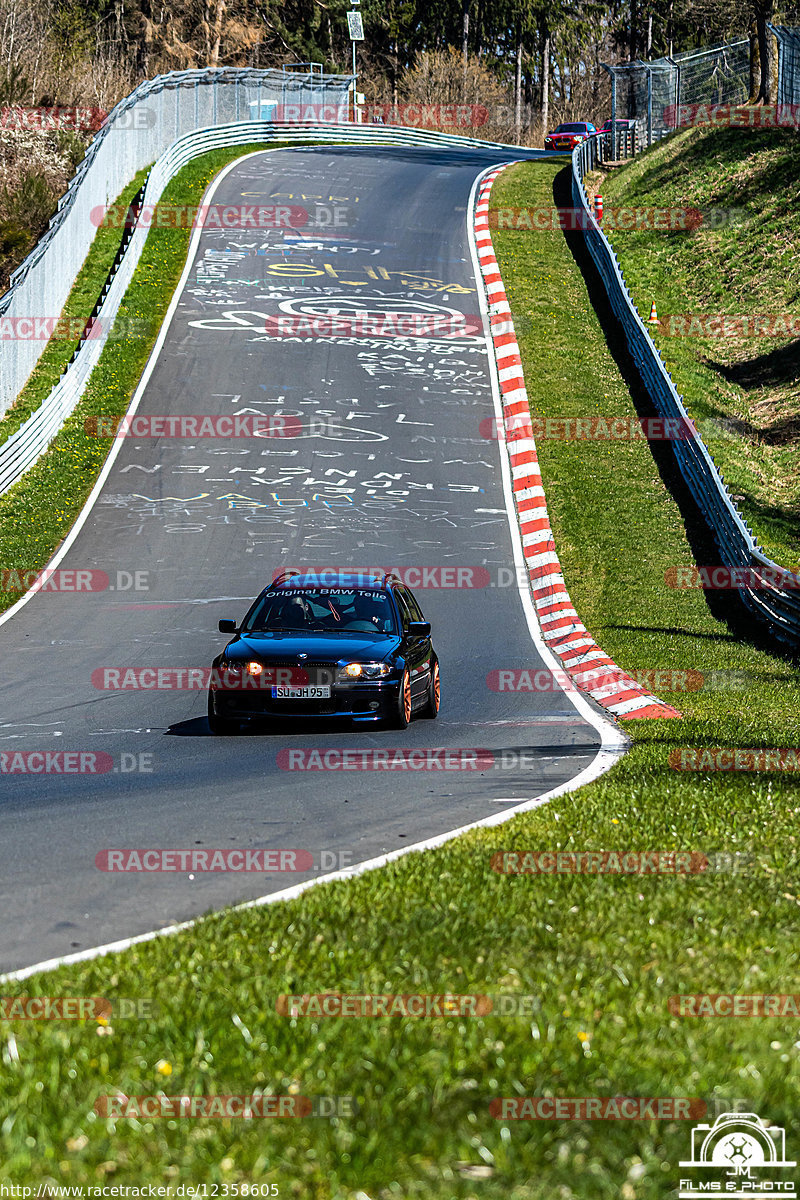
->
[207,689,239,735]
[390,669,413,729]
[419,659,440,719]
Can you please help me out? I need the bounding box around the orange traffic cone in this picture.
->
[647,300,659,324]
[594,194,603,223]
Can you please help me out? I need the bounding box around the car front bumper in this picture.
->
[210,680,400,723]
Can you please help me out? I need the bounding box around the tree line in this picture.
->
[0,0,793,126]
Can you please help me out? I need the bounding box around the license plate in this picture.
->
[272,685,331,699]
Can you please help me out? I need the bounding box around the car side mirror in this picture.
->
[406,621,431,638]
[218,619,237,633]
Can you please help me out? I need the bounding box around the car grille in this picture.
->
[262,660,338,685]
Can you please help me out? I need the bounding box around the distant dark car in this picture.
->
[208,570,440,733]
[544,121,597,151]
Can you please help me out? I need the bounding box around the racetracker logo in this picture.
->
[1,751,152,775]
[278,567,491,588]
[669,748,800,772]
[0,997,111,1019]
[263,313,482,339]
[0,105,108,130]
[490,1097,705,1120]
[93,667,322,689]
[277,993,493,1017]
[493,850,753,875]
[277,748,494,770]
[89,203,309,229]
[272,102,488,127]
[0,316,151,340]
[85,415,301,438]
[491,851,711,874]
[670,994,800,1017]
[0,568,148,593]
[276,992,538,1017]
[486,668,705,693]
[95,848,313,872]
[489,206,715,231]
[278,749,562,770]
[659,314,800,337]
[0,316,100,341]
[479,415,699,441]
[666,101,800,127]
[94,1094,354,1119]
[665,566,800,590]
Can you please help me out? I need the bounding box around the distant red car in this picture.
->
[544,121,597,151]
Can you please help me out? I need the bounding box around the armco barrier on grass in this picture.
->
[572,133,800,650]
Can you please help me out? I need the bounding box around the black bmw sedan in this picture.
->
[208,571,440,734]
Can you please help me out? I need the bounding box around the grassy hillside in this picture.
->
[594,125,800,568]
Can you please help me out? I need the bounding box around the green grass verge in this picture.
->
[0,169,149,448]
[1,158,799,1198]
[0,142,288,612]
[594,126,800,568]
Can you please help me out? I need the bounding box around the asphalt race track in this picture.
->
[0,145,612,973]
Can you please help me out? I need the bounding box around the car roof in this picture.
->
[267,570,394,592]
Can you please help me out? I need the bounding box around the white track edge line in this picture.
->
[0,147,283,632]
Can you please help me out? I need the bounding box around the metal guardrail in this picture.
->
[573,133,800,650]
[0,68,355,416]
[0,121,536,497]
[594,125,639,162]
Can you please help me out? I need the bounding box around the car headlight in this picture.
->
[246,661,263,676]
[338,661,392,681]
[219,660,243,673]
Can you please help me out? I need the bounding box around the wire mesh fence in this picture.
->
[772,25,800,106]
[603,39,750,149]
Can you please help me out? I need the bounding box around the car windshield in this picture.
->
[243,587,398,636]
[556,124,587,133]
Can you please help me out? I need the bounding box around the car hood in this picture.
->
[221,631,399,663]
